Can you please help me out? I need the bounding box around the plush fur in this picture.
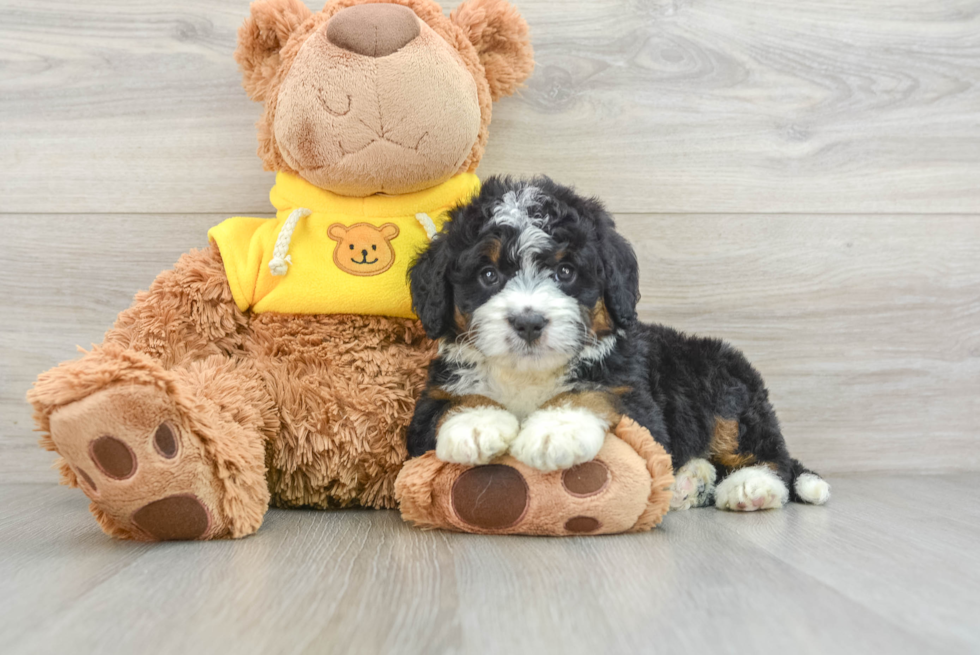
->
[236,0,535,196]
[30,245,436,539]
[396,417,675,535]
[28,0,534,540]
[407,176,830,510]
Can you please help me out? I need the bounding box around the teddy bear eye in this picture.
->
[372,245,377,251]
[349,244,354,250]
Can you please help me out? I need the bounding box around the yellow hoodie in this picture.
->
[208,172,480,318]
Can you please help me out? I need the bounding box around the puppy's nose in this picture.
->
[326,4,421,58]
[508,311,549,344]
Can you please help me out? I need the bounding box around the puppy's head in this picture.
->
[410,176,639,368]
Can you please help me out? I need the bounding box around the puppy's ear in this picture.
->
[595,207,640,328]
[235,0,312,101]
[410,235,456,339]
[451,0,534,101]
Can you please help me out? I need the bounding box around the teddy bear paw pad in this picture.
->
[132,495,211,541]
[564,516,602,533]
[451,465,529,530]
[89,435,137,480]
[561,461,609,497]
[48,385,224,540]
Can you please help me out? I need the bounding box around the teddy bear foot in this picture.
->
[395,418,675,536]
[48,385,230,541]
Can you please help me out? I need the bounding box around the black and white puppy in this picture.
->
[407,177,830,511]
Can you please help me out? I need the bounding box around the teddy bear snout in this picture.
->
[327,3,421,58]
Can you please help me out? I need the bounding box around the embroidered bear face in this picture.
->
[328,223,400,276]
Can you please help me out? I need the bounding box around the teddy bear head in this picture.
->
[235,0,534,197]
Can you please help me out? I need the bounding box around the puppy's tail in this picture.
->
[788,458,831,505]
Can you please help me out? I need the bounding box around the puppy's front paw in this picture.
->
[670,458,717,510]
[436,407,520,465]
[510,407,609,472]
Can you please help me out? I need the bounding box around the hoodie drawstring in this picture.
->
[268,207,312,276]
[414,212,438,239]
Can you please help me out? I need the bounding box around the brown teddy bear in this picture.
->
[27,0,535,541]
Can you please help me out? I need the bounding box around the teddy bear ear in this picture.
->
[234,0,313,101]
[450,0,535,101]
[328,224,348,241]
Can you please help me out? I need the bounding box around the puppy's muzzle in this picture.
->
[508,311,549,344]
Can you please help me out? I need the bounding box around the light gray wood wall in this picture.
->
[2,0,978,482]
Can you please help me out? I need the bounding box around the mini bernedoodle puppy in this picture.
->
[407,177,830,511]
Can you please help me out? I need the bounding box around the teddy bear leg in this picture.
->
[396,418,675,535]
[31,347,277,540]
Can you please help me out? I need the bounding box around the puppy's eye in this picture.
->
[480,267,500,287]
[555,263,576,283]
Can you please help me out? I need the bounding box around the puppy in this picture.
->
[407,177,830,511]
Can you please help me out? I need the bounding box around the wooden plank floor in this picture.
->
[1,474,977,654]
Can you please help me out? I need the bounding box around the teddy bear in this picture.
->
[27,0,535,541]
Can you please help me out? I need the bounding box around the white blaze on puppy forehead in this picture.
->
[491,185,542,229]
[490,185,553,267]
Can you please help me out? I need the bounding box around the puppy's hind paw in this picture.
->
[795,473,831,505]
[715,466,788,511]
[509,407,608,472]
[436,407,520,465]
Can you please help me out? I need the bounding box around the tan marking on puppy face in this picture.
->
[543,391,621,425]
[590,298,613,337]
[709,417,757,469]
[484,238,502,264]
[454,306,471,333]
[327,222,399,276]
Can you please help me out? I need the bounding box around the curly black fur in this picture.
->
[408,176,824,504]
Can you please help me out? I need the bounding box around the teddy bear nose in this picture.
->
[326,3,421,58]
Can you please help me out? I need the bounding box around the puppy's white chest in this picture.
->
[447,363,567,421]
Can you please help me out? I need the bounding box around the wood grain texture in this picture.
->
[3,213,977,482]
[2,0,980,214]
[3,475,977,654]
[618,213,980,474]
